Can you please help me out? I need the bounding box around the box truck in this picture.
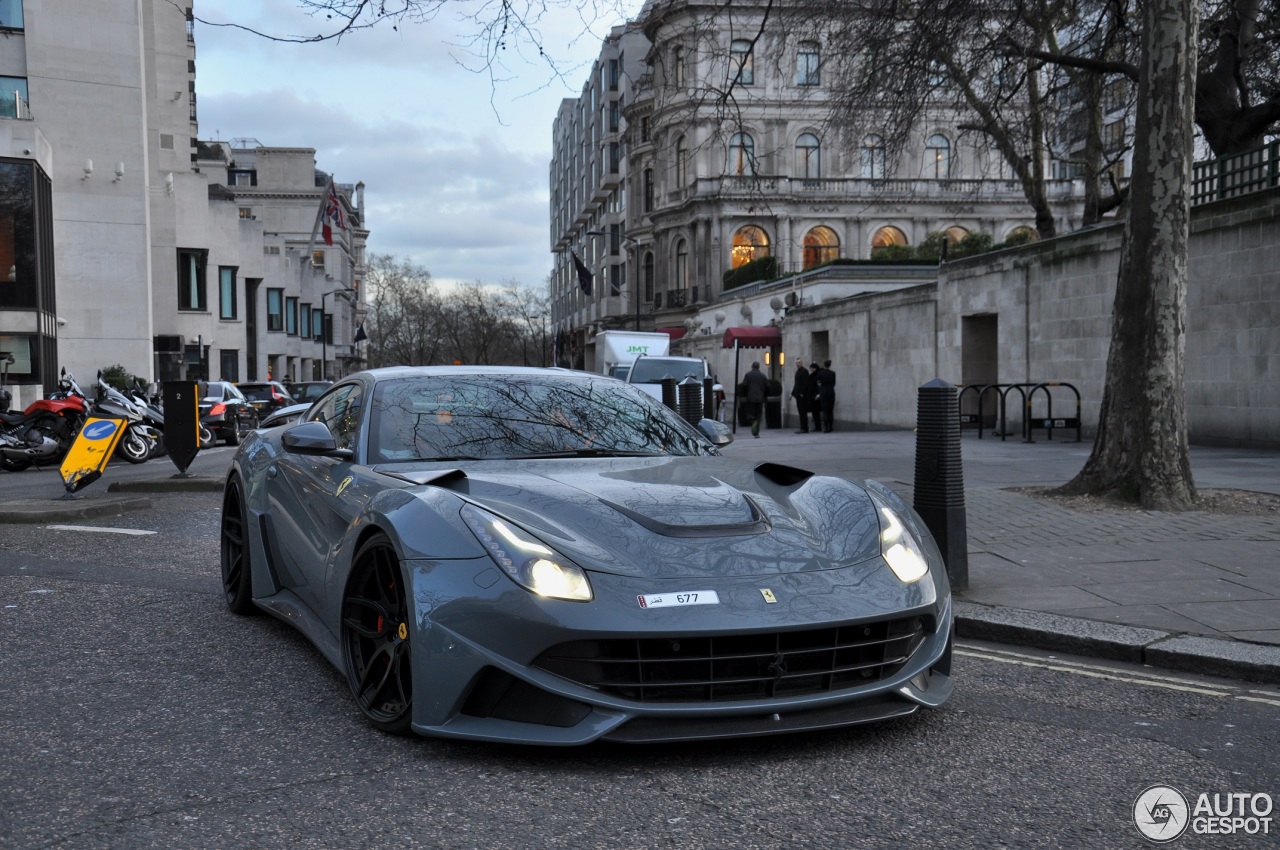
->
[595,331,670,381]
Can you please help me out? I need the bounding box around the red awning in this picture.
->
[722,326,781,349]
[654,326,687,341]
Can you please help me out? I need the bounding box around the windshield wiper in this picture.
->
[512,449,660,459]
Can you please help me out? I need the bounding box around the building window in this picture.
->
[311,249,324,267]
[729,133,755,176]
[675,135,687,185]
[730,39,754,85]
[0,160,40,312]
[802,226,840,269]
[267,288,284,332]
[1006,225,1039,242]
[673,45,686,88]
[731,225,770,268]
[945,226,970,246]
[607,59,619,91]
[861,134,886,178]
[675,240,689,295]
[239,207,253,219]
[609,263,622,297]
[0,76,29,119]
[299,302,311,339]
[0,0,26,29]
[1104,119,1126,151]
[313,306,324,339]
[796,41,820,86]
[220,350,239,382]
[925,134,951,178]
[644,168,654,212]
[609,142,620,173]
[643,251,654,301]
[796,133,821,179]
[218,266,237,320]
[871,225,908,248]
[286,297,298,335]
[177,249,207,311]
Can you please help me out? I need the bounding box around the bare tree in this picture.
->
[1056,0,1201,509]
[364,254,445,367]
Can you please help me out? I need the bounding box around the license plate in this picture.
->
[637,590,719,609]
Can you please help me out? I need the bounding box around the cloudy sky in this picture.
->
[194,0,643,289]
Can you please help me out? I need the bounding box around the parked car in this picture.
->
[626,354,724,418]
[258,402,310,429]
[284,380,333,404]
[219,366,953,744]
[236,380,296,415]
[198,381,260,446]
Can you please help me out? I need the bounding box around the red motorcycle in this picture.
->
[0,369,89,472]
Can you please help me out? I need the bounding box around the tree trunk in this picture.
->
[1056,0,1199,510]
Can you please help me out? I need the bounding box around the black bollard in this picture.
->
[677,377,703,425]
[913,379,968,590]
[660,375,678,411]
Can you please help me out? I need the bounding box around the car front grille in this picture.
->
[534,617,927,703]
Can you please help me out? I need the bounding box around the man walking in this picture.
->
[791,358,811,433]
[741,361,769,438]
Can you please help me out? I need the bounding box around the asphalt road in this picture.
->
[1,452,1278,849]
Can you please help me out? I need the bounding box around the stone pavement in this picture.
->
[2,424,1278,684]
[721,421,1280,684]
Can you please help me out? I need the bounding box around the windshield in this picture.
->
[628,357,708,384]
[369,373,717,462]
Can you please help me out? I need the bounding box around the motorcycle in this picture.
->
[127,381,167,457]
[0,369,90,472]
[93,374,153,464]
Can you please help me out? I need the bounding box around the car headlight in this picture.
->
[873,499,930,583]
[460,505,593,602]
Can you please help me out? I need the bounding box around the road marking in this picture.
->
[956,644,1280,708]
[44,525,156,536]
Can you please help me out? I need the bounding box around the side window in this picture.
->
[308,384,365,452]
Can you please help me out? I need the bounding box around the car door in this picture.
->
[265,381,370,615]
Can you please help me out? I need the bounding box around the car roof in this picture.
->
[348,365,584,383]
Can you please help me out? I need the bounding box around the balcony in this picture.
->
[693,174,1079,203]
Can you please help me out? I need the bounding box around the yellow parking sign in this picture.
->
[60,416,128,493]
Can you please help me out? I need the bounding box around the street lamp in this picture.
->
[587,229,643,330]
[320,287,357,380]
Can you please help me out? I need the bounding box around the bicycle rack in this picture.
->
[959,381,1082,442]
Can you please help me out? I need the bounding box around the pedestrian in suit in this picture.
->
[815,360,837,432]
[791,359,811,433]
[741,361,769,438]
[808,362,822,432]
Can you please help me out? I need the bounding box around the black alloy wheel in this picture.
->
[219,480,257,615]
[341,533,413,734]
[225,414,241,446]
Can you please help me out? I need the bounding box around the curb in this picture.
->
[107,476,224,493]
[0,494,154,524]
[956,601,1280,686]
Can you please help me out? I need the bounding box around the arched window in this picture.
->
[871,226,908,248]
[731,39,754,85]
[861,134,886,178]
[803,226,840,269]
[729,132,755,176]
[673,45,686,88]
[731,225,770,269]
[945,226,970,245]
[926,134,951,178]
[1005,225,1039,243]
[675,135,687,185]
[643,251,655,302]
[796,133,821,179]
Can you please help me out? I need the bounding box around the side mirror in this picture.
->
[281,420,354,459]
[697,418,734,447]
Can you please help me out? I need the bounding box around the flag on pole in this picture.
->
[571,250,593,296]
[322,179,347,246]
[354,322,368,343]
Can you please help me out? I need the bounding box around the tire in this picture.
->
[341,533,413,734]
[1,455,32,472]
[224,416,241,446]
[219,479,258,616]
[117,428,150,464]
[199,424,216,450]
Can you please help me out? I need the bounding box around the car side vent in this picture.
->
[754,462,815,487]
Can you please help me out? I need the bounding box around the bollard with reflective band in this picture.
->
[913,379,969,590]
[163,381,200,475]
[59,416,128,495]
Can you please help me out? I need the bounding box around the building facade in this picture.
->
[548,0,1084,372]
[0,0,366,410]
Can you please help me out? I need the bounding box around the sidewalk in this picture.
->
[722,422,1280,684]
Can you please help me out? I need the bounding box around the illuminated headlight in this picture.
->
[872,498,930,583]
[460,505,593,601]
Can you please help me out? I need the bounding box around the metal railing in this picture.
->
[1191,141,1280,205]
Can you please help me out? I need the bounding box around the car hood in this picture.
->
[379,457,883,579]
